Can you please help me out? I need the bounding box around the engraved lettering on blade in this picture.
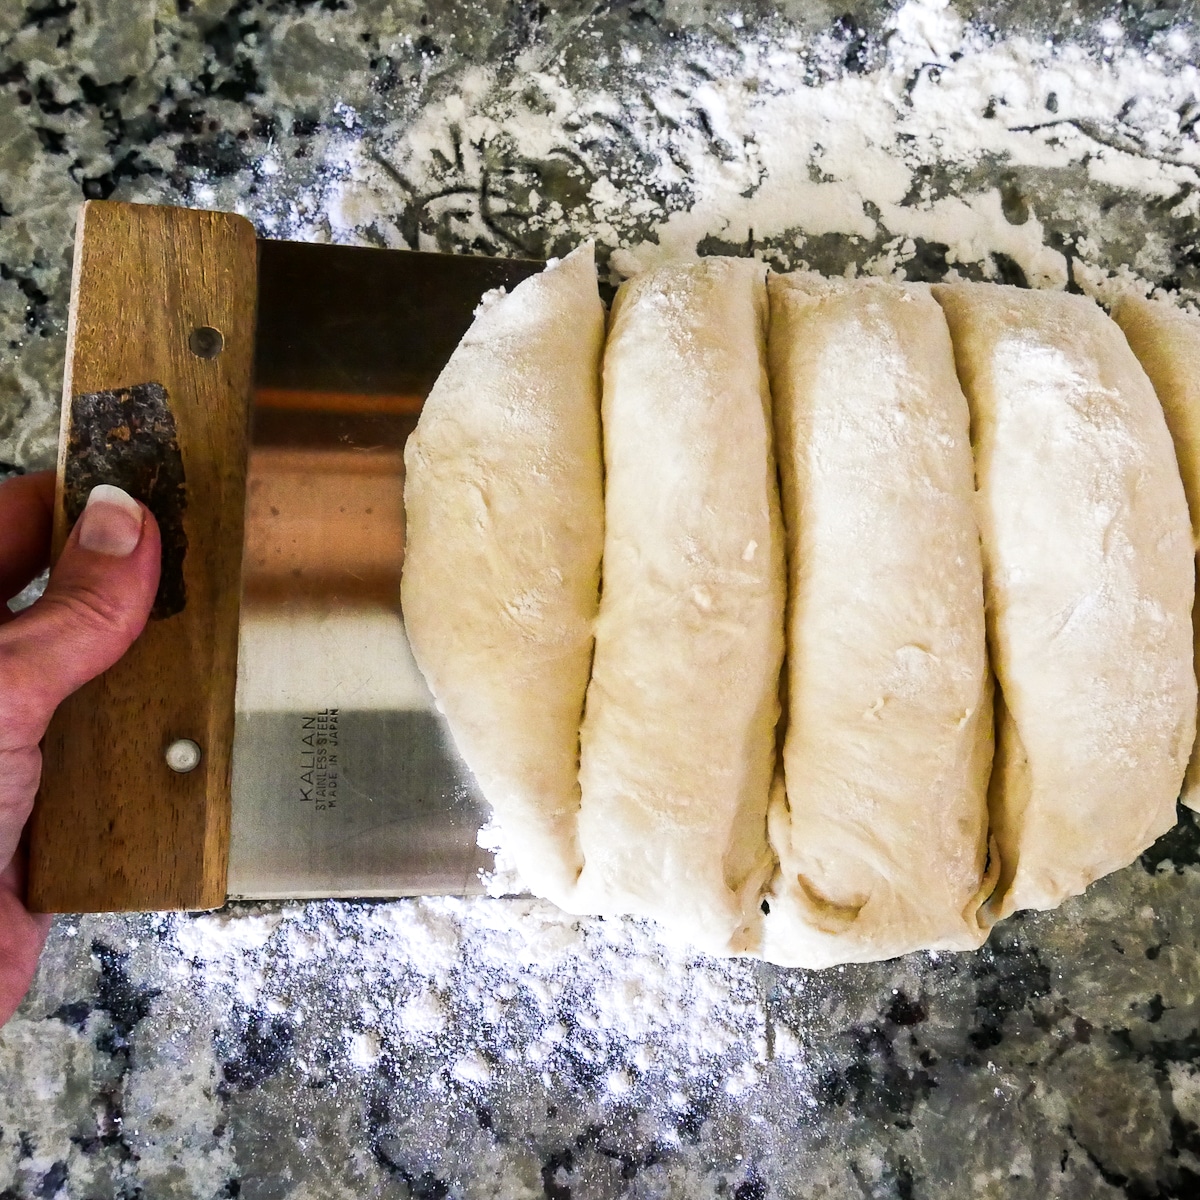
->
[299,709,339,811]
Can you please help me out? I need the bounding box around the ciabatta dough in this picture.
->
[1112,295,1200,812]
[575,258,784,955]
[934,283,1195,918]
[401,245,605,907]
[761,274,995,968]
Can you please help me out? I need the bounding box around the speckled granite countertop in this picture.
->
[3,1,1200,1197]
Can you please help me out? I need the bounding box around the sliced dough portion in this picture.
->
[761,274,995,969]
[576,257,784,955]
[1112,294,1200,811]
[401,245,605,907]
[934,283,1195,918]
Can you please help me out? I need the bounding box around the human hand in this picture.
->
[0,472,160,1026]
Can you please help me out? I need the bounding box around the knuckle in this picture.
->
[0,642,52,748]
[0,746,40,820]
[44,582,144,646]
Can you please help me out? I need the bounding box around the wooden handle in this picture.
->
[28,200,257,913]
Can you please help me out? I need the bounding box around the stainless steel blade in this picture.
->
[226,239,543,900]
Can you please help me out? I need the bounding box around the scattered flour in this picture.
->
[174,910,283,961]
[245,0,1199,306]
[169,895,786,1096]
[347,1029,382,1067]
[172,910,283,1003]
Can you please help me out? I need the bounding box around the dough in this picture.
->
[401,245,605,907]
[934,283,1195,918]
[1112,294,1200,811]
[575,257,784,955]
[761,274,995,968]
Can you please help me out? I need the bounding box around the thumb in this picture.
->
[0,484,161,746]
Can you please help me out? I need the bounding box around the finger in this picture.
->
[2,840,52,928]
[0,484,161,753]
[0,744,42,870]
[0,486,160,867]
[0,894,50,1026]
[0,470,54,605]
[0,858,51,1026]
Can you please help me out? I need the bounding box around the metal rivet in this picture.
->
[188,326,224,359]
[165,738,202,774]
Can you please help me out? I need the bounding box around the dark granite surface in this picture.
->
[2,0,1200,1196]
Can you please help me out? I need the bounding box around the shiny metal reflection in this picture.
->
[227,239,543,900]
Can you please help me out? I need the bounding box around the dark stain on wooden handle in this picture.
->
[63,381,189,618]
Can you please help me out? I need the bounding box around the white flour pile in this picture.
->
[170,896,807,1087]
[232,0,1199,303]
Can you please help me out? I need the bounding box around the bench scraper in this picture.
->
[27,199,544,913]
